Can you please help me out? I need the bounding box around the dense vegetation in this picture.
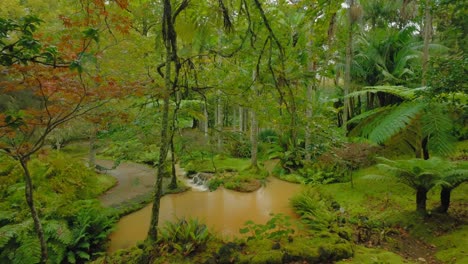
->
[0,0,466,263]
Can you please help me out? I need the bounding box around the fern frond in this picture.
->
[347,86,418,100]
[348,105,392,124]
[368,102,424,144]
[44,220,73,245]
[422,106,455,157]
[442,169,468,188]
[0,219,33,248]
[14,236,41,264]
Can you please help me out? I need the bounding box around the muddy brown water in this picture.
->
[108,177,302,252]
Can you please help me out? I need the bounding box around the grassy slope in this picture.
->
[314,165,467,263]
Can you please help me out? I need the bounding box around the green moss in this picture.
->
[184,157,250,173]
[282,237,321,263]
[431,225,468,264]
[95,173,118,195]
[238,239,283,264]
[336,245,415,264]
[277,173,304,184]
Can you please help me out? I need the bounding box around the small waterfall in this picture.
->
[186,172,210,192]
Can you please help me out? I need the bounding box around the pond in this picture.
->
[108,177,302,252]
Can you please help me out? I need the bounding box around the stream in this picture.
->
[107,177,301,252]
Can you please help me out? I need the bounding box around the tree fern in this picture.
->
[347,85,419,100]
[367,102,424,144]
[422,105,455,156]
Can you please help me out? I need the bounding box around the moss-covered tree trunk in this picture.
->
[416,187,428,213]
[20,158,48,264]
[148,0,173,241]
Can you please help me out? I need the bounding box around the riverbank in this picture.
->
[96,159,189,217]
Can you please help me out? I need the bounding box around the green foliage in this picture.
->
[0,15,47,65]
[223,131,251,158]
[158,218,212,256]
[370,157,451,190]
[290,188,337,231]
[239,213,295,241]
[259,129,279,143]
[0,153,117,264]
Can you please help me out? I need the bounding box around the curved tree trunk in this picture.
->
[20,158,48,264]
[416,187,428,213]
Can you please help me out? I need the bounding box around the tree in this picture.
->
[0,1,128,261]
[348,86,456,159]
[436,163,468,213]
[372,157,449,213]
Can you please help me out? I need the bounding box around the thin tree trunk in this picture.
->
[250,109,258,168]
[216,90,223,152]
[250,69,259,167]
[343,0,355,133]
[305,29,315,162]
[148,0,173,241]
[88,126,97,168]
[416,187,428,213]
[422,0,432,86]
[20,158,48,264]
[169,137,177,189]
[203,103,209,137]
[239,106,243,132]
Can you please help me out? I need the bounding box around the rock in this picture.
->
[417,257,426,262]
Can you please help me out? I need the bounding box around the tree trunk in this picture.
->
[416,187,428,213]
[250,109,258,168]
[239,106,243,132]
[148,0,173,241]
[438,186,451,213]
[250,70,259,168]
[305,31,315,162]
[169,137,177,189]
[216,90,223,152]
[203,103,209,137]
[20,158,48,264]
[88,126,97,168]
[343,0,355,133]
[421,0,432,86]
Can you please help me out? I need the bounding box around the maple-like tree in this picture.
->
[0,1,128,261]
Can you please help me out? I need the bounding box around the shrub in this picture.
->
[224,132,251,158]
[259,129,279,143]
[290,187,337,231]
[158,218,212,256]
[239,214,295,241]
[310,142,381,182]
